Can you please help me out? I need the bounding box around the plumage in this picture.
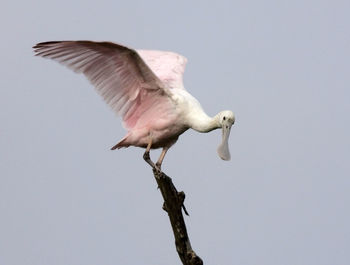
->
[33,40,235,170]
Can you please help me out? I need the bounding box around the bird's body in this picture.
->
[33,41,235,170]
[116,88,216,149]
[115,88,189,150]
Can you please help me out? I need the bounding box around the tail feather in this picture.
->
[110,137,129,150]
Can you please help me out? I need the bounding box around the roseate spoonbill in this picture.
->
[33,41,235,171]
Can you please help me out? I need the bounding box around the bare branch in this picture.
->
[153,169,203,265]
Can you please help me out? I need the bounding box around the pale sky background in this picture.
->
[1,0,349,264]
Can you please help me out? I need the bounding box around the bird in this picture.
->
[33,41,235,171]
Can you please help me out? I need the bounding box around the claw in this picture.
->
[143,151,150,160]
[155,162,162,171]
[154,164,162,175]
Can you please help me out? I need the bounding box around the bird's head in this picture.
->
[217,110,235,161]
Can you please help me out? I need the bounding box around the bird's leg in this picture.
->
[143,138,158,170]
[156,147,169,170]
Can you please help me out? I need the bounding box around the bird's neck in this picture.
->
[189,112,220,133]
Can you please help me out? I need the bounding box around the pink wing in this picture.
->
[137,50,187,90]
[33,41,175,129]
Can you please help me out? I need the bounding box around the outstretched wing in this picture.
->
[137,50,187,90]
[33,41,173,129]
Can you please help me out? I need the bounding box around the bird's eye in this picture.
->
[223,116,226,121]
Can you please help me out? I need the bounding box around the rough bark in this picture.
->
[152,169,203,265]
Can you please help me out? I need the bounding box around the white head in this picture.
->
[217,110,235,161]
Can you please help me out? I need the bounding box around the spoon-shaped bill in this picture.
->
[217,125,231,160]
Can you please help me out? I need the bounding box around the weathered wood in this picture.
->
[153,169,203,265]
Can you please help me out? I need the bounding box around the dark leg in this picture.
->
[143,138,154,167]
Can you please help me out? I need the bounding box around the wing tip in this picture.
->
[33,41,63,48]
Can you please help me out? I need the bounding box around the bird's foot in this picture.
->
[143,151,155,167]
[153,164,162,176]
[144,151,162,175]
[155,162,162,171]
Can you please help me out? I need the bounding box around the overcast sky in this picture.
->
[1,0,349,264]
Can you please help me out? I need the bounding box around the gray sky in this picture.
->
[1,0,349,264]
